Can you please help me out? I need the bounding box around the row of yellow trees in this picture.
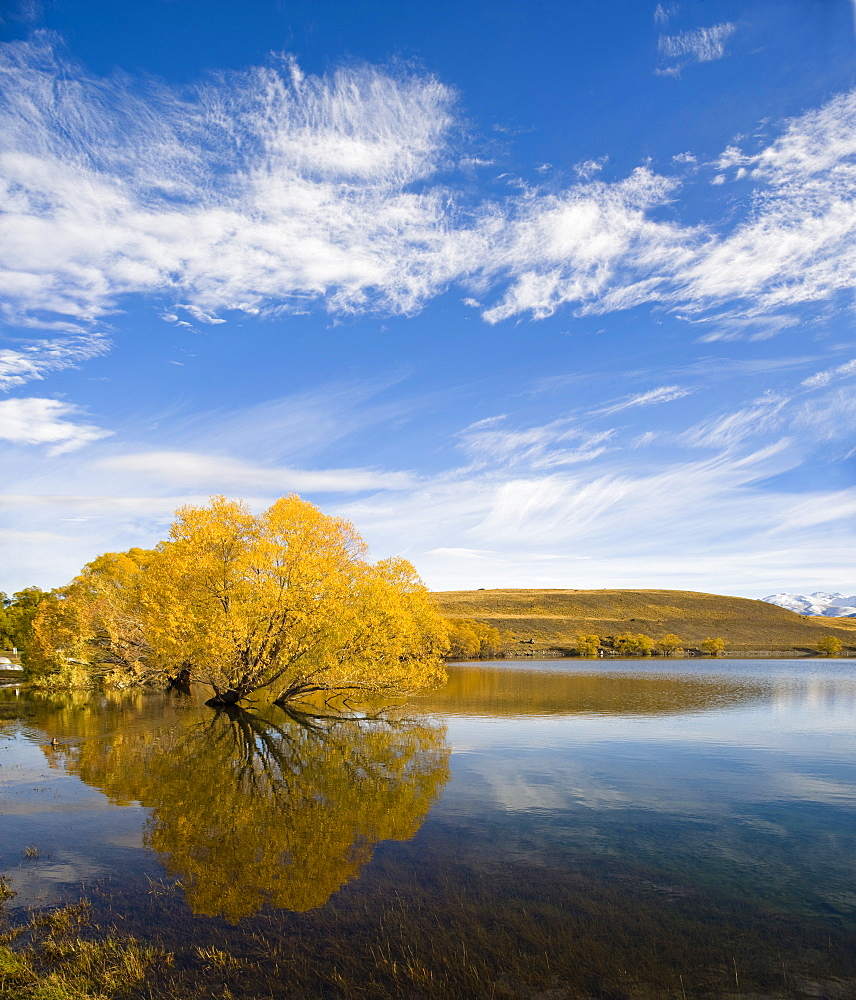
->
[445,629,730,658]
[573,633,726,656]
[25,495,449,705]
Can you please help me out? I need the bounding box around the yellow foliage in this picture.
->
[656,633,684,656]
[139,495,448,703]
[817,635,843,656]
[614,633,655,656]
[27,548,156,687]
[700,636,726,656]
[445,618,507,659]
[574,634,601,656]
[30,495,448,704]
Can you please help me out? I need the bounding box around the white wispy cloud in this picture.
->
[0,371,852,594]
[592,384,692,416]
[457,415,615,468]
[669,356,825,379]
[163,379,421,464]
[340,429,853,595]
[682,394,788,450]
[573,157,607,179]
[693,314,800,344]
[480,90,856,325]
[478,168,696,323]
[655,65,684,80]
[96,450,415,492]
[794,389,856,446]
[175,304,226,325]
[658,23,737,64]
[679,91,856,317]
[1,34,852,340]
[0,397,110,454]
[0,377,425,591]
[800,359,856,390]
[772,489,856,532]
[424,546,493,560]
[719,91,856,183]
[0,0,44,25]
[0,332,108,389]
[0,34,464,325]
[337,375,853,593]
[681,370,856,459]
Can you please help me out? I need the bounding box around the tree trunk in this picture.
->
[166,663,192,692]
[206,688,242,706]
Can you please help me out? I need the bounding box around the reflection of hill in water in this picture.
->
[417,664,770,716]
[18,694,448,921]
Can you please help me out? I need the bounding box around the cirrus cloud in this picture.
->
[0,35,853,342]
[658,23,737,64]
[0,331,108,389]
[0,33,465,326]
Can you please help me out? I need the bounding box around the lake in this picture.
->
[1,658,855,999]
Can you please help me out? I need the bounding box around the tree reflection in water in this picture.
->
[63,702,449,921]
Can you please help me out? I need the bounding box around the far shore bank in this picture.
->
[431,588,856,658]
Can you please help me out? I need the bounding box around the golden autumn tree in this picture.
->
[574,633,601,656]
[817,635,843,657]
[26,496,448,703]
[614,632,655,656]
[138,495,448,705]
[445,618,508,659]
[656,633,684,656]
[26,548,157,687]
[0,586,50,652]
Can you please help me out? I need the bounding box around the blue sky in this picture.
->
[0,0,854,598]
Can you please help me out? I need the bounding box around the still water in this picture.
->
[1,659,855,998]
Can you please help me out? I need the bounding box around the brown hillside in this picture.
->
[430,589,856,654]
[815,616,856,632]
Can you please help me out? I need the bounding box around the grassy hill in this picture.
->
[430,589,856,655]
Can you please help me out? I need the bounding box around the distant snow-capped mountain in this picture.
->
[763,592,856,617]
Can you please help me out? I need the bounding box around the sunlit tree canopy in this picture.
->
[27,495,449,704]
[445,617,509,659]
